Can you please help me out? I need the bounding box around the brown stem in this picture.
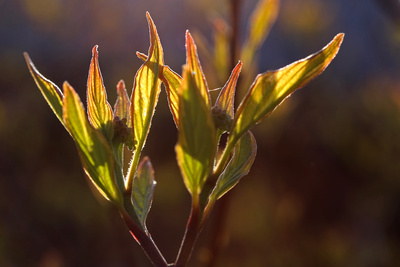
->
[174,195,201,267]
[121,210,168,267]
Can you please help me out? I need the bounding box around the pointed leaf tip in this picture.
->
[24,52,65,126]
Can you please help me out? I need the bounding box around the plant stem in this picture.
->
[174,195,201,267]
[121,210,168,267]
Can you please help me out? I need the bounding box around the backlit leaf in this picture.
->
[231,33,344,144]
[214,61,242,119]
[186,31,211,108]
[130,12,164,178]
[87,46,114,139]
[24,53,64,127]
[175,66,217,196]
[241,0,280,65]
[131,157,156,229]
[210,131,256,201]
[136,51,181,128]
[63,82,122,206]
[161,65,181,128]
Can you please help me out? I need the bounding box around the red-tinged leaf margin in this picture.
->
[114,80,131,127]
[214,61,243,118]
[87,46,114,139]
[62,82,122,206]
[126,12,164,191]
[186,31,211,108]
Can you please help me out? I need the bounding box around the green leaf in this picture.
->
[175,65,217,196]
[241,0,280,66]
[62,82,122,206]
[186,31,211,108]
[231,33,344,144]
[24,53,65,127]
[209,131,257,201]
[127,12,164,190]
[114,80,131,128]
[131,157,156,229]
[87,46,114,140]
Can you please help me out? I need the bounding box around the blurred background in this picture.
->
[1,0,400,266]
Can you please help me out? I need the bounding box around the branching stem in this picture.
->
[174,194,201,267]
[120,209,168,267]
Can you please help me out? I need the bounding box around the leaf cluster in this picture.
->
[25,5,343,266]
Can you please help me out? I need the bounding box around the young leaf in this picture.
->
[231,33,344,143]
[87,46,114,139]
[212,62,242,135]
[175,65,217,196]
[241,0,280,65]
[127,12,164,189]
[24,53,65,127]
[209,131,257,201]
[114,80,131,127]
[214,61,243,119]
[186,31,211,108]
[131,157,156,229]
[63,82,122,206]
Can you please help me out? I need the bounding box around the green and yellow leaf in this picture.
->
[161,65,181,128]
[175,66,217,196]
[62,82,122,206]
[87,46,114,139]
[231,33,344,144]
[127,12,164,189]
[24,53,65,127]
[131,157,156,229]
[209,131,257,201]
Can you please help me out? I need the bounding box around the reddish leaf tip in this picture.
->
[117,80,125,92]
[92,45,99,56]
